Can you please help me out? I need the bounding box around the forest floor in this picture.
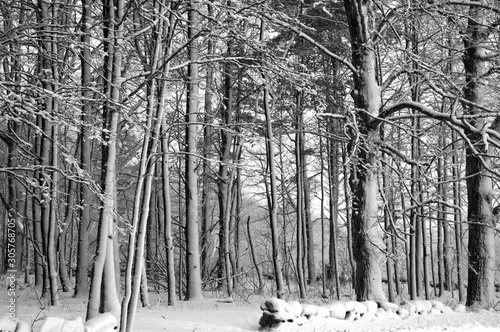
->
[2,282,500,332]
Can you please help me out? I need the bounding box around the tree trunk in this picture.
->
[327,132,341,299]
[59,160,77,293]
[260,20,285,299]
[462,3,496,309]
[342,147,355,292]
[217,35,234,297]
[319,132,326,296]
[294,90,307,299]
[246,216,263,294]
[75,0,92,298]
[201,2,215,280]
[161,115,177,306]
[451,130,465,302]
[121,3,172,329]
[184,0,204,301]
[86,0,123,320]
[343,0,386,302]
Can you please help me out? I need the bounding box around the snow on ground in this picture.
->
[3,285,500,332]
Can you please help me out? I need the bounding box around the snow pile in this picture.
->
[258,297,454,329]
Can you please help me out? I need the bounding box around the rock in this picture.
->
[340,300,356,312]
[353,301,367,315]
[400,301,417,316]
[39,317,84,332]
[316,306,330,318]
[287,301,302,318]
[84,313,117,332]
[279,310,295,322]
[430,300,445,312]
[385,309,396,320]
[430,307,441,315]
[362,300,378,314]
[421,300,433,314]
[361,310,377,321]
[301,303,318,318]
[411,300,425,314]
[260,298,290,313]
[259,311,283,328]
[344,311,356,322]
[397,308,409,319]
[326,302,346,320]
[296,316,307,326]
[376,307,386,319]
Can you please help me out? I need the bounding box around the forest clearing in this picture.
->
[1,0,500,331]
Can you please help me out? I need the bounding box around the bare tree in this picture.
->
[462,2,496,309]
[184,0,204,301]
[343,0,386,301]
[86,0,124,319]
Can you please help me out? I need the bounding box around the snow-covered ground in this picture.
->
[3,286,500,331]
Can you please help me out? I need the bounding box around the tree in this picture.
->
[343,0,387,301]
[184,0,204,301]
[217,20,235,296]
[462,2,496,309]
[75,0,93,298]
[86,0,124,320]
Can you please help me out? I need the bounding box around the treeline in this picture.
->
[0,0,499,330]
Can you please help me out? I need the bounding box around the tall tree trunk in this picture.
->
[421,202,431,299]
[260,20,285,299]
[327,131,341,299]
[86,0,123,319]
[319,131,327,296]
[303,158,315,285]
[201,2,215,279]
[217,34,234,297]
[343,0,386,301]
[1,0,25,279]
[60,172,76,292]
[121,3,173,329]
[463,3,495,309]
[342,147,355,291]
[75,0,93,298]
[381,142,395,303]
[161,115,177,306]
[184,0,204,301]
[452,130,465,302]
[295,90,307,299]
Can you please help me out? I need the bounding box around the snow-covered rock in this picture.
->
[287,301,302,318]
[84,313,117,332]
[39,316,84,332]
[325,301,347,319]
[301,303,318,318]
[257,297,454,328]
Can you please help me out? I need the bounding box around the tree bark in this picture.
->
[294,90,307,299]
[75,0,93,298]
[260,20,285,299]
[217,34,234,297]
[343,0,386,302]
[184,0,204,301]
[86,0,123,320]
[327,132,341,299]
[463,3,496,309]
[451,130,465,302]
